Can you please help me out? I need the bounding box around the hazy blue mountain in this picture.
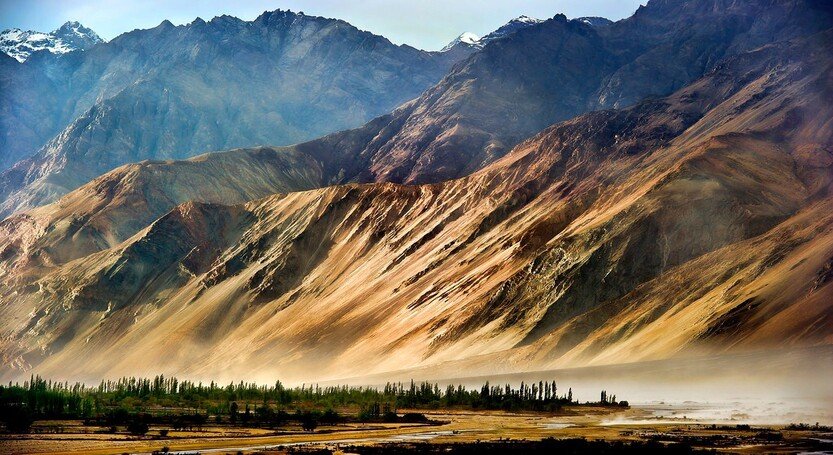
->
[0,10,466,213]
[3,0,832,218]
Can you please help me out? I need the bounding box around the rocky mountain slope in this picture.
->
[266,0,833,188]
[0,10,466,210]
[6,0,831,218]
[0,147,325,276]
[0,21,102,62]
[0,53,61,172]
[1,26,830,382]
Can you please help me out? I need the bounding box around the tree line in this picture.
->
[0,375,626,433]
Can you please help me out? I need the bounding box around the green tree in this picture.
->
[301,413,318,432]
[127,420,149,435]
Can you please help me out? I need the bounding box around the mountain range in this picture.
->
[0,10,471,211]
[0,21,102,62]
[0,0,831,383]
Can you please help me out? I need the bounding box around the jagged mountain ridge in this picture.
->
[575,17,613,27]
[441,16,544,52]
[6,0,832,217]
[0,21,102,62]
[272,0,833,188]
[0,21,103,171]
[1,27,830,382]
[0,11,549,214]
[0,9,467,207]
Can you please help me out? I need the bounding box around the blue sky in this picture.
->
[0,0,646,50]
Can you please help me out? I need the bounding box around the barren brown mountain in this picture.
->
[1,24,830,382]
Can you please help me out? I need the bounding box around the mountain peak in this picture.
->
[53,21,102,48]
[511,15,543,24]
[0,21,101,62]
[458,32,480,44]
[441,32,480,51]
[207,14,244,28]
[441,15,543,52]
[256,9,300,22]
[55,21,86,32]
[575,16,613,27]
[57,21,80,30]
[481,15,542,42]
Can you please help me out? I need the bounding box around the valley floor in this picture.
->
[2,406,832,455]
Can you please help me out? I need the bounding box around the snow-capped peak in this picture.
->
[480,15,543,43]
[512,15,543,25]
[441,16,543,52]
[0,21,102,62]
[441,32,481,52]
[457,32,480,45]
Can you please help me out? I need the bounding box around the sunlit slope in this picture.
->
[0,147,325,285]
[1,32,831,382]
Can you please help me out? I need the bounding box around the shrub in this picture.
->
[320,409,341,424]
[301,414,318,432]
[127,420,149,436]
[401,413,428,423]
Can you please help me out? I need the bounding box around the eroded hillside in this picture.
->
[1,31,830,382]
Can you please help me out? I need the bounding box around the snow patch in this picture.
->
[441,32,481,52]
[441,15,543,52]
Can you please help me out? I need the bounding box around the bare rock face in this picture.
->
[1,25,830,382]
[0,10,466,213]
